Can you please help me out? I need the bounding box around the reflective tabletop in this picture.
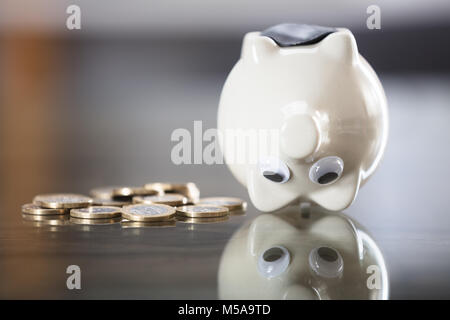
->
[0,36,449,298]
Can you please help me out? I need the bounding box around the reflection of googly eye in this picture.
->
[259,157,290,183]
[309,246,343,278]
[258,246,290,278]
[309,156,343,185]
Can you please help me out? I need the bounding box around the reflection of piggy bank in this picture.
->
[218,205,389,299]
[218,23,388,212]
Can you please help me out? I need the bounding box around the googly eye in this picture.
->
[309,246,343,279]
[258,246,290,278]
[259,157,290,183]
[309,156,343,185]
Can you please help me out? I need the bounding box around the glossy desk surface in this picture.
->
[0,43,449,299]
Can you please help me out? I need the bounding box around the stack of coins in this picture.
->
[69,206,123,225]
[22,182,247,227]
[22,193,93,226]
[26,194,93,213]
[89,186,157,207]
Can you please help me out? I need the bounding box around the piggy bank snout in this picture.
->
[280,113,321,160]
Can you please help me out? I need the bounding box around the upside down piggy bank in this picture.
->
[217,23,388,212]
[218,206,389,299]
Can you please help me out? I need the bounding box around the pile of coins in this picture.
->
[21,183,247,227]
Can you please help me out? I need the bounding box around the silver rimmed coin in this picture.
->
[22,203,68,215]
[176,205,229,218]
[92,198,130,207]
[133,194,187,206]
[122,204,176,222]
[198,197,246,211]
[70,206,122,219]
[33,194,93,209]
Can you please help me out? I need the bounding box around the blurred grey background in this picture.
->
[0,0,450,299]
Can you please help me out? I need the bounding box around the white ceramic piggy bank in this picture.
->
[218,205,389,299]
[217,24,388,212]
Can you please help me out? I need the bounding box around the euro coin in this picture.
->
[33,194,93,209]
[133,194,187,206]
[70,206,122,219]
[22,203,68,215]
[92,198,130,207]
[122,204,176,222]
[198,197,246,211]
[70,216,122,225]
[176,205,229,218]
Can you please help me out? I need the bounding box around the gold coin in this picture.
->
[176,215,229,224]
[133,194,187,206]
[198,197,246,211]
[33,193,93,209]
[22,203,68,215]
[70,216,122,225]
[70,206,122,219]
[112,186,157,197]
[92,198,130,207]
[176,205,229,218]
[121,219,176,228]
[122,204,176,222]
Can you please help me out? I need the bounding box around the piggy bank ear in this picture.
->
[241,32,279,62]
[319,29,359,63]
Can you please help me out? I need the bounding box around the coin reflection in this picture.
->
[176,215,229,224]
[228,209,246,217]
[121,219,176,228]
[22,213,70,227]
[218,205,389,300]
[69,216,122,225]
